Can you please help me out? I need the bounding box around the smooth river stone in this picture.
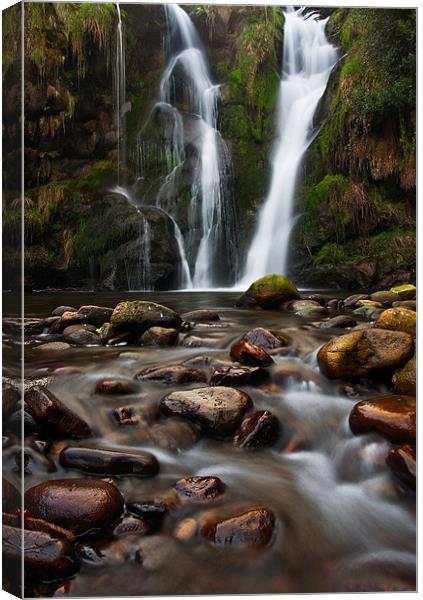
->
[349,395,416,444]
[230,340,274,367]
[241,327,287,350]
[160,387,252,436]
[202,507,275,547]
[175,476,225,502]
[343,294,369,307]
[210,364,268,387]
[317,328,414,379]
[25,478,124,535]
[233,410,280,449]
[59,446,159,477]
[138,365,207,384]
[51,305,77,317]
[139,326,179,346]
[24,386,91,438]
[3,524,78,580]
[386,444,416,490]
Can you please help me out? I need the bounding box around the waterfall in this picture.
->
[240,7,338,286]
[169,216,193,289]
[115,3,126,183]
[138,4,237,289]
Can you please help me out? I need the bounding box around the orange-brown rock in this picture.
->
[230,340,274,367]
[393,355,416,395]
[233,410,279,449]
[202,507,275,547]
[317,329,413,379]
[175,476,224,501]
[376,307,416,337]
[349,395,415,443]
[386,444,416,490]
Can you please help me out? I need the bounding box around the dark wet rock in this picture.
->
[77,305,114,324]
[64,329,101,346]
[134,420,199,451]
[98,322,118,342]
[25,386,91,438]
[233,410,279,449]
[202,507,275,547]
[138,365,207,384]
[59,445,159,477]
[349,395,416,444]
[370,291,400,306]
[44,316,62,333]
[139,326,179,346]
[241,327,287,351]
[343,294,369,307]
[160,387,252,436]
[317,329,413,379]
[111,300,181,333]
[2,477,21,513]
[389,284,416,300]
[111,516,151,537]
[62,323,97,340]
[175,476,225,502]
[3,317,45,336]
[182,334,218,348]
[305,293,327,305]
[95,379,138,395]
[393,355,416,395]
[35,341,71,352]
[2,381,20,418]
[320,315,357,329]
[8,408,39,434]
[126,501,167,529]
[59,311,90,328]
[22,516,76,542]
[326,298,342,309]
[181,309,220,322]
[375,307,416,337]
[386,444,416,490]
[210,364,268,387]
[392,300,416,311]
[230,340,274,367]
[51,306,77,317]
[24,478,124,535]
[236,274,300,308]
[3,524,78,580]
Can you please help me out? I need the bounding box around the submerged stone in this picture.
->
[181,309,220,322]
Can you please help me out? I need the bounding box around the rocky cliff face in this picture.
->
[2,4,416,291]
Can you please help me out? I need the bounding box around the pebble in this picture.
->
[175,476,225,501]
[202,507,275,547]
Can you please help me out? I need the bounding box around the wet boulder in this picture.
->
[317,329,413,379]
[210,364,268,387]
[98,322,118,342]
[319,315,357,329]
[24,479,124,535]
[241,327,287,351]
[139,326,179,346]
[111,300,181,333]
[375,307,416,337]
[175,476,225,502]
[284,299,321,312]
[202,507,275,547]
[2,381,20,418]
[182,334,218,348]
[236,274,300,308]
[343,294,369,308]
[77,305,114,324]
[63,329,101,346]
[389,284,416,300]
[3,525,78,580]
[51,305,77,317]
[349,395,416,444]
[111,516,151,537]
[392,300,416,311]
[95,379,138,395]
[181,309,220,322]
[230,340,274,367]
[3,317,45,336]
[137,365,207,384]
[233,410,280,449]
[160,387,252,436]
[393,355,416,395]
[386,444,416,490]
[58,446,159,477]
[370,291,400,307]
[25,386,91,438]
[126,501,167,529]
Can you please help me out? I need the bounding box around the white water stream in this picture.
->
[115,3,126,183]
[240,7,338,287]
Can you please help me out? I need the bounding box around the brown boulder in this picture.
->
[233,410,279,449]
[139,326,179,346]
[386,444,416,490]
[59,446,159,477]
[210,364,268,387]
[241,327,287,351]
[375,307,416,337]
[138,365,207,384]
[175,476,224,501]
[349,395,415,443]
[317,329,413,379]
[393,355,416,395]
[202,507,275,547]
[230,340,274,367]
[181,309,220,322]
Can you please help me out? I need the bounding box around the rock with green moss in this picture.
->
[236,275,300,309]
[389,284,416,300]
[111,301,182,333]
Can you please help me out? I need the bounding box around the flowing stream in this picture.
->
[240,7,338,287]
[3,290,415,596]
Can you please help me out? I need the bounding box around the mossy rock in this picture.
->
[390,284,416,300]
[236,275,300,308]
[111,301,182,333]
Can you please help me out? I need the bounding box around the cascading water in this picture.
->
[137,4,237,289]
[240,7,338,286]
[115,3,126,183]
